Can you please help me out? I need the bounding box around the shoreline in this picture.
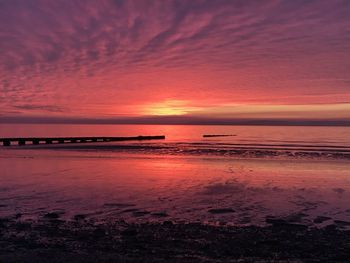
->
[1,143,350,161]
[1,139,350,262]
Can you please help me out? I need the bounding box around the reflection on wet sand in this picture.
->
[1,149,349,229]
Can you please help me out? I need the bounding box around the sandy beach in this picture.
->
[1,143,350,261]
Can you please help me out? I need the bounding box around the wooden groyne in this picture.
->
[203,134,236,138]
[0,136,165,146]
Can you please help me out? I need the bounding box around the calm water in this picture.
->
[1,124,350,159]
[1,124,350,146]
[1,124,350,227]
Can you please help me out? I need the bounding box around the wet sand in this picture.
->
[1,146,350,261]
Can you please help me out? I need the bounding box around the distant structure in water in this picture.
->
[203,134,236,138]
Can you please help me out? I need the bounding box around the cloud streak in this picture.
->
[13,104,66,113]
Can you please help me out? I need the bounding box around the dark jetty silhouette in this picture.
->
[203,134,236,137]
[0,135,165,146]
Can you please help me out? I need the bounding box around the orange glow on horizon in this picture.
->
[142,100,202,116]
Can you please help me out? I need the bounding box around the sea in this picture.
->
[0,124,350,227]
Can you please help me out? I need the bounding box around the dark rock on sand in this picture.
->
[283,212,308,223]
[132,211,150,217]
[325,224,338,231]
[265,217,287,225]
[121,228,137,237]
[73,214,87,221]
[0,217,10,228]
[121,208,139,213]
[15,213,22,219]
[44,212,61,219]
[151,212,169,217]
[334,220,350,227]
[14,221,31,231]
[92,228,105,238]
[162,220,173,226]
[103,203,136,208]
[314,216,332,224]
[265,217,307,230]
[208,208,235,214]
[333,188,345,194]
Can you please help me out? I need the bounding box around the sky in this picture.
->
[0,0,350,124]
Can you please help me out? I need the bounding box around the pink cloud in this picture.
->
[0,0,349,120]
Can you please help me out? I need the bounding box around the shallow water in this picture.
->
[1,124,350,227]
[1,147,350,227]
[1,124,350,160]
[1,124,350,146]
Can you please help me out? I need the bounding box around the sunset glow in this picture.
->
[0,0,349,124]
[143,100,201,116]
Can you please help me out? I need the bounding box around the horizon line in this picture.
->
[1,116,350,127]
